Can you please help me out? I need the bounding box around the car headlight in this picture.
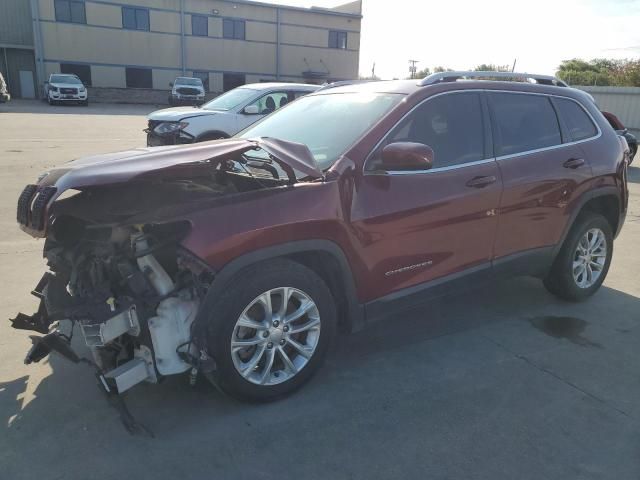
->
[154,121,189,135]
[50,86,58,92]
[79,87,86,92]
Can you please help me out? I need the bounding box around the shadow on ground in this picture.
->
[2,277,640,479]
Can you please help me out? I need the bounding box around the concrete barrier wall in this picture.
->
[576,86,640,135]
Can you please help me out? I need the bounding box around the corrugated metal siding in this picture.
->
[577,86,640,133]
[0,0,34,47]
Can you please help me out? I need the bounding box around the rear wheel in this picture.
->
[544,214,613,301]
[204,259,336,402]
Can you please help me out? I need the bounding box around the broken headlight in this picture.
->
[154,121,189,135]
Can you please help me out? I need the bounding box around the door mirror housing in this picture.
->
[243,105,260,115]
[381,142,434,171]
[169,82,173,87]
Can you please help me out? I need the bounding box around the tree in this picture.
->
[433,66,452,73]
[474,64,510,72]
[406,67,431,80]
[556,58,640,86]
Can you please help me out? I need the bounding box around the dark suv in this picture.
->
[12,72,629,405]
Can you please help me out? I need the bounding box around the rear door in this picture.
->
[488,92,595,262]
[353,91,503,303]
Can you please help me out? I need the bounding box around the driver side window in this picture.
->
[369,92,486,170]
[247,91,290,114]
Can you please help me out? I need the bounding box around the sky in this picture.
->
[267,0,640,79]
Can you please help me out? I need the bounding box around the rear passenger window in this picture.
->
[489,93,561,156]
[554,98,598,142]
[381,92,486,169]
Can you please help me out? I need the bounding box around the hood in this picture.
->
[148,106,216,122]
[50,82,84,89]
[37,137,323,194]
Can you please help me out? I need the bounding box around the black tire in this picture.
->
[81,100,88,106]
[544,213,613,301]
[197,132,228,142]
[629,145,637,165]
[47,96,55,106]
[204,258,337,402]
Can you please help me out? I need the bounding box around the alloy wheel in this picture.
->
[573,228,607,288]
[230,287,321,386]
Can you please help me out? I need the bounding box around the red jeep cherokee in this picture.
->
[13,72,629,405]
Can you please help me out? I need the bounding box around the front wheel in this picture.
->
[544,214,613,301]
[204,259,337,402]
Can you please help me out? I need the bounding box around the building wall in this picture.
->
[0,0,37,98]
[33,0,362,101]
[578,86,640,135]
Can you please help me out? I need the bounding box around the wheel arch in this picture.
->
[553,187,622,259]
[196,130,230,142]
[192,240,365,341]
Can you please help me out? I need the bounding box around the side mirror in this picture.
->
[169,82,173,87]
[381,142,434,171]
[243,105,260,115]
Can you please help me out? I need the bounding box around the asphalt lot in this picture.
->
[1,99,640,479]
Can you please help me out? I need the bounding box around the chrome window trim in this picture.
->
[363,89,602,176]
[382,158,495,176]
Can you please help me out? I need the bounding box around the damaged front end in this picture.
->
[13,221,212,395]
[11,137,323,402]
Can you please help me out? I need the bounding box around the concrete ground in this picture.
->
[1,99,640,480]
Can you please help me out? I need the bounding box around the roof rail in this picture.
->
[315,79,379,92]
[418,71,568,87]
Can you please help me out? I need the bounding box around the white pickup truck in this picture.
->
[44,74,88,106]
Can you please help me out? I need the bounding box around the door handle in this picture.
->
[466,175,497,188]
[563,158,585,169]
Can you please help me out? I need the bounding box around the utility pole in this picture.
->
[409,59,419,79]
[511,58,517,72]
[371,62,376,79]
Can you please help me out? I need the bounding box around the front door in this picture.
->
[19,70,35,98]
[353,91,502,304]
[487,92,595,260]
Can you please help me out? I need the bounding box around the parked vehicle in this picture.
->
[0,72,10,102]
[12,72,628,411]
[44,74,88,106]
[146,82,319,146]
[169,77,206,106]
[602,111,637,164]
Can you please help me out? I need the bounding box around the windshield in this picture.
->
[50,75,82,84]
[239,92,405,170]
[176,77,202,86]
[202,88,257,111]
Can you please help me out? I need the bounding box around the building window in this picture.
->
[125,67,152,89]
[122,7,150,31]
[54,0,86,24]
[191,15,208,36]
[193,71,209,92]
[222,19,246,40]
[223,73,245,92]
[60,63,92,86]
[328,30,348,49]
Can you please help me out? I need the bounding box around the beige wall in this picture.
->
[91,65,126,88]
[85,3,122,28]
[152,10,181,34]
[41,22,181,67]
[279,44,358,80]
[38,0,361,91]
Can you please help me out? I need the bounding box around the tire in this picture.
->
[204,258,337,402]
[47,96,55,106]
[544,213,613,301]
[629,145,637,165]
[81,100,88,106]
[197,132,228,142]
